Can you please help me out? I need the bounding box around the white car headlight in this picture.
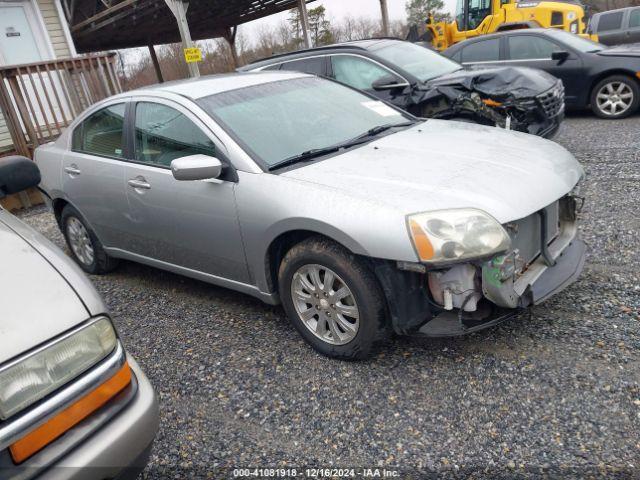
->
[0,317,117,420]
[407,208,511,263]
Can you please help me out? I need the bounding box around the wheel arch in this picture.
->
[52,197,107,248]
[52,197,70,227]
[262,225,369,295]
[589,70,640,104]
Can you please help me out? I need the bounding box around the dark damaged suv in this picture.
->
[241,39,565,138]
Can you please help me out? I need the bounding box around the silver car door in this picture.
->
[62,102,129,249]
[122,99,249,283]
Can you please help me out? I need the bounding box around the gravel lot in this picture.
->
[17,113,640,479]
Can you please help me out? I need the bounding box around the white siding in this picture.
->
[35,0,72,59]
[0,0,72,152]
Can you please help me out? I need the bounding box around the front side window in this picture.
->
[134,102,215,167]
[455,0,465,28]
[330,55,393,90]
[197,77,409,168]
[629,9,640,28]
[280,57,325,76]
[467,0,492,29]
[461,38,500,62]
[455,0,492,29]
[597,11,624,32]
[72,104,125,158]
[507,35,561,60]
[374,41,461,81]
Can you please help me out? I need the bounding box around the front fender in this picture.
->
[234,172,418,295]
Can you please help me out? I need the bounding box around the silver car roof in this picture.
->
[124,71,311,100]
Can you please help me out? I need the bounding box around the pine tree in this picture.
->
[405,0,451,25]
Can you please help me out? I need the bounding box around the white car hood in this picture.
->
[283,120,583,223]
[0,212,102,364]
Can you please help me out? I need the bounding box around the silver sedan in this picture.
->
[35,72,586,360]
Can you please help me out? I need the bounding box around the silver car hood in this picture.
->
[283,120,583,223]
[0,210,106,364]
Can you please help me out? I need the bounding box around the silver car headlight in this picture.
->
[0,317,117,420]
[407,208,511,264]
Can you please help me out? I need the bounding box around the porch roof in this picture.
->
[68,0,316,53]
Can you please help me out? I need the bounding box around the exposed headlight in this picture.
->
[408,208,511,263]
[0,317,117,420]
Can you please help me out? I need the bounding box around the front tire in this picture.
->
[61,205,118,274]
[590,75,639,119]
[278,237,389,360]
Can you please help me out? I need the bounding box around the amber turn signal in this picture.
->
[482,98,502,107]
[10,362,132,464]
[409,219,435,261]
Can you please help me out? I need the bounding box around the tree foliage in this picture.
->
[405,0,451,25]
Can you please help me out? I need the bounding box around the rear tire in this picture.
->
[590,75,639,119]
[278,237,389,360]
[61,205,118,274]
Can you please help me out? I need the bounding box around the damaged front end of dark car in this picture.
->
[416,66,565,138]
[241,39,565,138]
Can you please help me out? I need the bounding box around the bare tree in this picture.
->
[122,14,409,89]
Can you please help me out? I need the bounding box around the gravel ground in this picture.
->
[16,113,640,479]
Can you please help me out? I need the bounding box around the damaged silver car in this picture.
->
[241,39,565,138]
[35,72,585,360]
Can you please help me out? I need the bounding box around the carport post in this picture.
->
[297,0,311,48]
[148,43,164,83]
[164,0,200,78]
[379,0,390,36]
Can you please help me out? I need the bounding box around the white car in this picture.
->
[0,157,158,479]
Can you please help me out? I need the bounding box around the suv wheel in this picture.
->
[61,205,118,274]
[591,75,639,119]
[278,237,389,360]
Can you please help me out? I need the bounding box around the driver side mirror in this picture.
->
[0,156,41,199]
[171,154,223,181]
[372,74,409,91]
[551,50,570,64]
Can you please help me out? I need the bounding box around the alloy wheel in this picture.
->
[290,264,360,345]
[66,217,95,266]
[596,81,634,117]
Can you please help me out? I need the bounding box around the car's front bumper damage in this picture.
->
[375,195,586,337]
[416,70,566,138]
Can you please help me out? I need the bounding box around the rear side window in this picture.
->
[279,57,325,76]
[134,102,215,167]
[596,11,624,32]
[507,35,561,60]
[72,104,125,158]
[461,38,500,62]
[629,9,640,28]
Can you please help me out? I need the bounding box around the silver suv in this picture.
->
[35,72,586,360]
[0,157,158,478]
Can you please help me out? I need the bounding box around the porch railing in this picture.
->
[0,53,122,158]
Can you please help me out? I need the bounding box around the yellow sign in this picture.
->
[184,47,202,63]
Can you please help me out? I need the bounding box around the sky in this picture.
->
[241,0,458,37]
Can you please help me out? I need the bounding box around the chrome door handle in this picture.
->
[128,179,151,190]
[64,165,81,176]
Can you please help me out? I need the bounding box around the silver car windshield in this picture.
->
[373,42,461,81]
[198,77,410,169]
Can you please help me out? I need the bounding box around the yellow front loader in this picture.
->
[427,0,591,51]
